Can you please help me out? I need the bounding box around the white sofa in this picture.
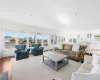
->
[77,55,93,73]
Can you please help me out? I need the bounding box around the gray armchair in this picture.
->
[30,44,44,56]
[14,44,30,60]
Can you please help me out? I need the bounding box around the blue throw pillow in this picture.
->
[0,72,8,80]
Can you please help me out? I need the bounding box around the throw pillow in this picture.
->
[72,43,80,52]
[71,72,100,80]
[0,72,8,80]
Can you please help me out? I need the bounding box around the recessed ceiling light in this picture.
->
[68,4,70,6]
[30,14,32,16]
[58,14,70,25]
[97,21,99,23]
[74,13,78,16]
[75,13,78,15]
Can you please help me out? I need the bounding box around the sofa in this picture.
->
[30,44,44,56]
[77,55,93,73]
[55,43,87,61]
[14,44,30,60]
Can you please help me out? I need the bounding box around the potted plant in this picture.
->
[94,35,100,41]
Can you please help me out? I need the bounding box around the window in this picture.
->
[58,36,64,43]
[68,38,77,43]
[51,35,54,44]
[42,35,49,46]
[54,35,57,44]
[58,36,61,42]
[37,33,42,45]
[4,31,60,50]
[51,35,57,44]
[4,31,16,49]
[28,34,36,46]
[73,38,77,43]
[18,33,27,45]
[69,38,72,42]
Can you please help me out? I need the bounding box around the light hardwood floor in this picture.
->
[0,57,13,80]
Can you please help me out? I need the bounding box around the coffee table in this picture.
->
[43,52,69,71]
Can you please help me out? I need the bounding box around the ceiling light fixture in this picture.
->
[30,14,32,16]
[58,14,70,25]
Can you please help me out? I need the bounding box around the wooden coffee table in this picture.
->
[43,52,69,71]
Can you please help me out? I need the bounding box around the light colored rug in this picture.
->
[11,53,82,80]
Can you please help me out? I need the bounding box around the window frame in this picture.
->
[3,30,17,50]
[28,33,36,47]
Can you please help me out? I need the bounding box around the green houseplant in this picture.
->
[94,35,100,41]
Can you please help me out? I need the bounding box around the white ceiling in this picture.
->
[0,0,100,31]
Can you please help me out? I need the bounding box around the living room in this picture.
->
[0,0,100,80]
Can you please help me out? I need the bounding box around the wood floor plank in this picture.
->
[0,57,13,80]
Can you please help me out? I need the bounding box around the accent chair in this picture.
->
[30,44,44,56]
[14,44,30,60]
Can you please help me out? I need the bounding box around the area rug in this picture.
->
[11,53,82,80]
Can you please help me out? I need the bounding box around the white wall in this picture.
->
[0,24,2,58]
[0,20,59,57]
